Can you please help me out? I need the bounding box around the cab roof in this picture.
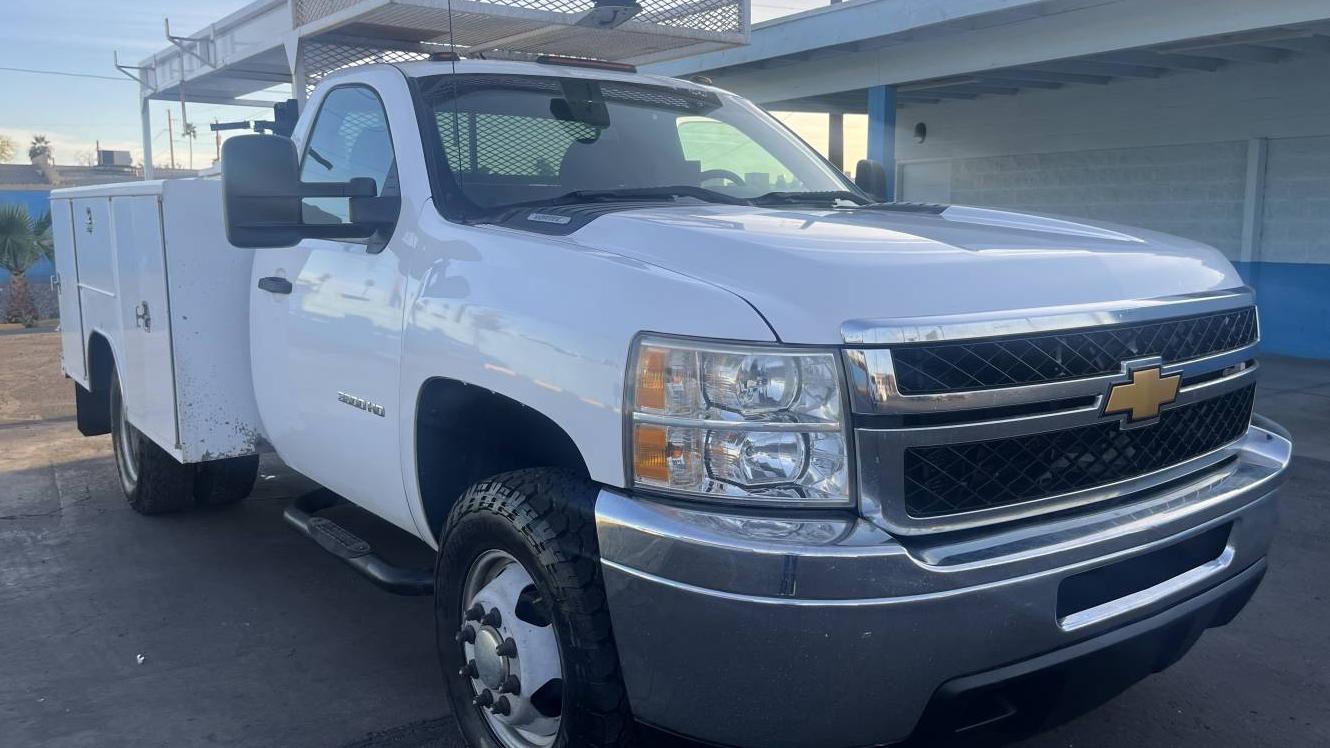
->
[341,59,719,95]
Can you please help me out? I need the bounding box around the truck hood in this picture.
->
[563,204,1245,344]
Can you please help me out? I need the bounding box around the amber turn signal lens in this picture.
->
[633,423,671,483]
[635,346,668,412]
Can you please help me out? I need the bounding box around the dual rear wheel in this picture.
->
[109,367,259,514]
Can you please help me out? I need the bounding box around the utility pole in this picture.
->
[166,109,177,170]
[214,120,221,163]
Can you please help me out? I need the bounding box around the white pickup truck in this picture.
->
[52,57,1292,748]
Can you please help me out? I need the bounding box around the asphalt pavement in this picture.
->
[1,333,1326,747]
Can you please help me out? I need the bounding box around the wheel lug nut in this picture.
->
[455,625,476,644]
[464,604,485,622]
[473,689,494,708]
[482,608,502,627]
[500,675,521,695]
[492,696,512,716]
[459,660,478,678]
[495,638,518,657]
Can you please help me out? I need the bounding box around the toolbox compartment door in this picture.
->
[50,199,86,385]
[111,194,179,454]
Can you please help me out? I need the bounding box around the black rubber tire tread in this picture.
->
[193,454,261,507]
[110,368,196,515]
[437,468,632,748]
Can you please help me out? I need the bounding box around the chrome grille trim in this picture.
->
[844,288,1262,536]
[845,343,1257,416]
[841,286,1255,346]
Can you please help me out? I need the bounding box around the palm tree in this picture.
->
[0,204,44,327]
[28,135,52,162]
[33,210,53,265]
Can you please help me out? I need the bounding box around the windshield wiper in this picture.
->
[542,186,748,207]
[470,185,748,223]
[749,190,871,207]
[550,186,750,206]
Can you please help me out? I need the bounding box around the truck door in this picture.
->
[249,83,414,532]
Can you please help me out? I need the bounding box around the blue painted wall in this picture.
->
[0,190,54,282]
[1234,261,1330,361]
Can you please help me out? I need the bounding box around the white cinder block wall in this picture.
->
[1263,135,1330,265]
[895,54,1330,266]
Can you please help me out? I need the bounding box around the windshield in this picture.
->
[413,72,864,219]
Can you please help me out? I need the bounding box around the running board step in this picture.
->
[283,489,433,596]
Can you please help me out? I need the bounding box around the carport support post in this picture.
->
[828,112,844,172]
[141,96,155,180]
[828,0,844,174]
[286,36,308,111]
[867,84,897,200]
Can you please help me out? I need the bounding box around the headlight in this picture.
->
[627,336,851,507]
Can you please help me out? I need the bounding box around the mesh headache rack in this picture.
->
[294,0,749,65]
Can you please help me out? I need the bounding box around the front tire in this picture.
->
[110,367,196,515]
[437,469,631,748]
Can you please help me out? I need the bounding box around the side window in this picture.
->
[300,86,395,225]
[677,116,802,193]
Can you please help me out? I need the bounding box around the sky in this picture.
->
[0,0,843,170]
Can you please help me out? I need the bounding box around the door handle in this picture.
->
[258,276,293,295]
[134,301,152,332]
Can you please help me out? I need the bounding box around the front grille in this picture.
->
[902,385,1255,519]
[892,307,1257,395]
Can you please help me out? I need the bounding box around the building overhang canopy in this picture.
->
[646,0,1330,110]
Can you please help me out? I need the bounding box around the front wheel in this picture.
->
[437,469,632,748]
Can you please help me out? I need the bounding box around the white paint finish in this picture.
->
[70,198,115,296]
[562,204,1242,344]
[249,67,424,535]
[398,209,778,544]
[1262,136,1330,265]
[250,235,417,531]
[60,191,133,408]
[682,0,1330,104]
[160,179,265,462]
[111,195,179,452]
[50,199,87,386]
[392,59,719,96]
[52,178,264,463]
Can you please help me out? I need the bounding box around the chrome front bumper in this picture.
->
[594,422,1292,747]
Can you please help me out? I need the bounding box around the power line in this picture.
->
[0,65,130,82]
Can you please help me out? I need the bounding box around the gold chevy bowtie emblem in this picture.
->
[1104,366,1181,424]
